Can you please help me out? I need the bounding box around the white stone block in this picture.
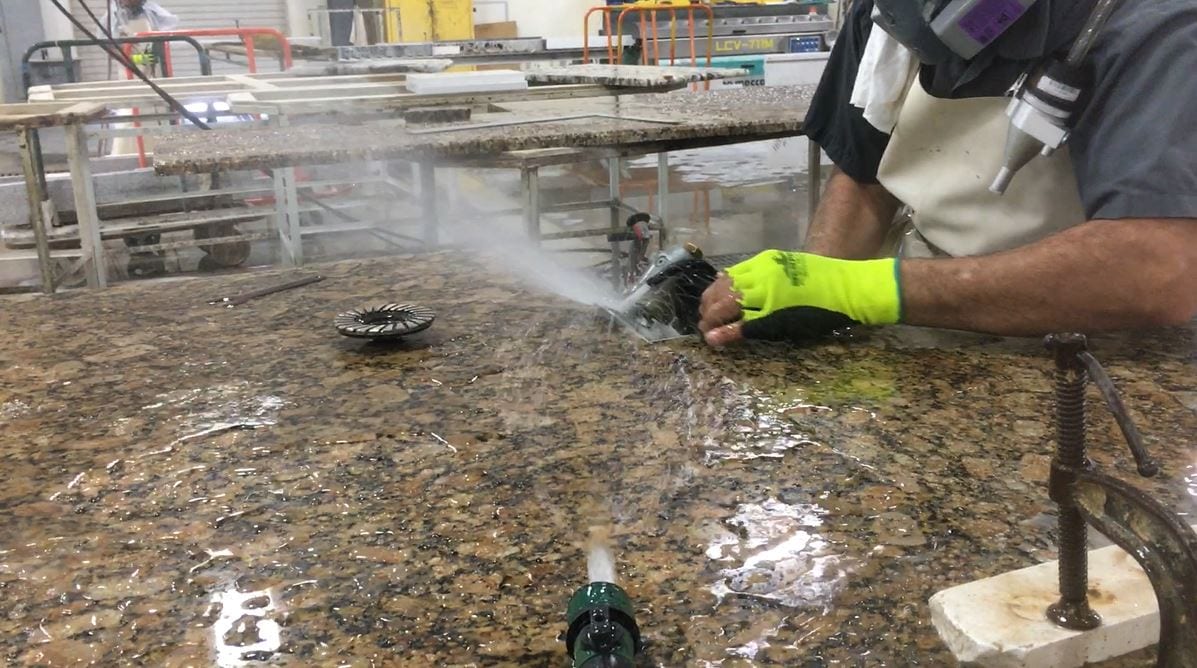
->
[929,529,1197,667]
[404,71,528,95]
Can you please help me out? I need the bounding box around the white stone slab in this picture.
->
[930,525,1197,667]
[404,71,528,96]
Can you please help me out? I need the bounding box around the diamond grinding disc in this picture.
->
[335,303,436,340]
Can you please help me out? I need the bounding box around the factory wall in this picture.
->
[480,0,600,38]
[287,0,600,41]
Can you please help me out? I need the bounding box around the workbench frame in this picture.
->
[10,73,820,292]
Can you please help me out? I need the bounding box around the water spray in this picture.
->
[565,530,642,668]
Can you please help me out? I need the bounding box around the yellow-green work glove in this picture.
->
[727,250,902,342]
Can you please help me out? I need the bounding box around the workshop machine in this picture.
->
[609,1,837,59]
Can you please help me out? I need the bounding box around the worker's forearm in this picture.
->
[804,168,901,260]
[901,219,1197,336]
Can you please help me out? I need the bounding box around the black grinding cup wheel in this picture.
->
[336,303,435,340]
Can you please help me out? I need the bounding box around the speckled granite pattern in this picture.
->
[523,65,747,87]
[153,86,813,175]
[289,59,454,77]
[1,253,1194,667]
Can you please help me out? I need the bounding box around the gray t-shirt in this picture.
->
[804,0,1197,221]
[1070,0,1197,219]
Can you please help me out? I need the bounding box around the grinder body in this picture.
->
[607,244,718,342]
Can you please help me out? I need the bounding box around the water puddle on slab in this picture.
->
[705,498,853,611]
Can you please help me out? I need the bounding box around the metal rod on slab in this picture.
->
[209,275,325,307]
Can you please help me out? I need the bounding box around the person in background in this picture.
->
[328,0,355,47]
[359,0,384,45]
[328,0,386,47]
[100,0,180,76]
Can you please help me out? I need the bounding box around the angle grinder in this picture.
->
[604,243,719,343]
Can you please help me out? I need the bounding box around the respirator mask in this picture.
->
[872,0,1040,65]
[872,0,1112,195]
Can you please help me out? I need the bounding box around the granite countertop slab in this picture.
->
[153,86,813,175]
[523,64,749,87]
[0,101,108,131]
[289,59,455,77]
[0,253,1193,666]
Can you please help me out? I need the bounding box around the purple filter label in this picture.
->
[959,0,1029,47]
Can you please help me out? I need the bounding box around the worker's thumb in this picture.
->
[704,322,744,347]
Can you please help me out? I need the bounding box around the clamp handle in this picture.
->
[1076,351,1159,477]
[1046,333,1158,478]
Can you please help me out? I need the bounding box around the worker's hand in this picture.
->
[698,273,743,341]
[131,52,157,67]
[699,250,903,346]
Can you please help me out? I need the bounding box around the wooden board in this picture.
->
[475,21,519,40]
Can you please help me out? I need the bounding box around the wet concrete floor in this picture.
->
[1,243,1195,665]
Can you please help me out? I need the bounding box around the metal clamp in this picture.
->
[1040,334,1197,662]
[1044,333,1159,630]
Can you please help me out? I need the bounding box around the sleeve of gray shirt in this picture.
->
[1068,0,1197,221]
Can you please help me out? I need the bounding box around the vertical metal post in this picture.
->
[17,128,55,294]
[272,166,302,266]
[522,166,541,245]
[807,137,822,228]
[657,152,670,247]
[608,156,623,287]
[63,123,106,289]
[1044,333,1102,631]
[271,113,302,266]
[419,160,439,249]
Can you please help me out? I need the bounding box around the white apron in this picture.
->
[876,81,1087,258]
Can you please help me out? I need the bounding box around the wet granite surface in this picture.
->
[1,253,1194,667]
[153,86,813,175]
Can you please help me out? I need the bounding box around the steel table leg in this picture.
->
[273,167,302,266]
[522,166,541,245]
[64,123,106,289]
[608,157,622,286]
[657,152,670,247]
[17,128,55,294]
[419,161,439,249]
[807,137,822,229]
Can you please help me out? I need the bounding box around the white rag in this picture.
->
[850,10,920,134]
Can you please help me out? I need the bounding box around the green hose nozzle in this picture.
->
[565,582,641,668]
